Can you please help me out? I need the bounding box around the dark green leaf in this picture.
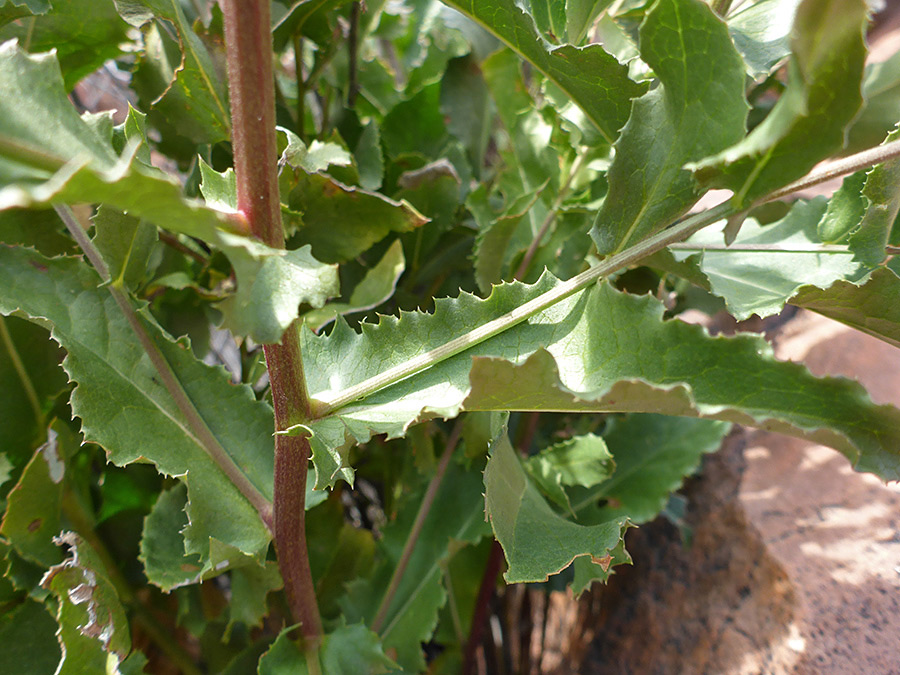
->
[484,428,630,583]
[91,206,158,291]
[258,623,397,675]
[117,0,230,143]
[791,267,900,349]
[690,0,867,206]
[0,599,61,675]
[591,0,748,254]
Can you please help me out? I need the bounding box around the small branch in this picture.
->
[158,231,209,266]
[314,137,900,415]
[515,149,589,280]
[294,35,307,141]
[55,205,274,529]
[371,421,463,634]
[0,315,43,426]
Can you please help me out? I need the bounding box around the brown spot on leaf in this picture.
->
[28,518,42,532]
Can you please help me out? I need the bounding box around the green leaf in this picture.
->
[0,599,61,675]
[354,120,384,191]
[484,428,630,583]
[0,0,128,89]
[280,130,352,174]
[91,206,158,291]
[0,316,68,463]
[571,414,730,525]
[846,48,900,153]
[285,171,427,264]
[690,0,867,206]
[0,248,274,578]
[339,459,489,672]
[817,171,867,243]
[116,0,230,143]
[671,199,865,320]
[590,0,748,254]
[1,429,66,567]
[302,239,405,331]
[301,275,900,487]
[440,54,491,177]
[791,267,900,349]
[523,433,614,513]
[848,128,900,266]
[228,562,283,632]
[41,532,130,674]
[258,623,397,675]
[0,41,336,345]
[727,0,802,77]
[139,483,204,591]
[565,0,615,45]
[442,0,645,144]
[0,208,77,256]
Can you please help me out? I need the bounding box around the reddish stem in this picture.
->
[220,0,322,644]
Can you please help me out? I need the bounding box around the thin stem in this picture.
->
[314,137,900,415]
[463,540,505,675]
[220,0,322,645]
[55,205,274,529]
[667,243,852,253]
[347,2,361,107]
[294,34,307,142]
[515,149,589,280]
[371,421,463,634]
[0,315,43,426]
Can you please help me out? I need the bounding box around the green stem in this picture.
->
[54,205,274,529]
[0,315,43,427]
[371,421,463,634]
[220,0,322,645]
[667,243,853,253]
[515,148,590,280]
[313,138,900,415]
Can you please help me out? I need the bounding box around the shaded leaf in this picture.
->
[523,433,614,513]
[591,0,748,254]
[484,428,630,583]
[302,239,405,331]
[846,48,900,153]
[818,171,866,243]
[117,0,230,143]
[229,562,283,632]
[570,414,730,524]
[442,0,645,143]
[848,128,900,266]
[690,0,867,206]
[258,623,397,675]
[1,428,66,566]
[0,599,61,675]
[91,206,158,290]
[791,267,900,349]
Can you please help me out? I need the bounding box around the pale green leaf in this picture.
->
[0,248,274,577]
[300,275,900,487]
[441,0,645,144]
[523,433,614,512]
[791,267,900,349]
[671,199,865,320]
[116,0,230,143]
[846,47,900,153]
[0,0,128,88]
[848,128,900,266]
[818,171,867,243]
[354,120,384,191]
[727,0,802,77]
[591,0,748,255]
[690,0,867,206]
[280,129,352,174]
[484,429,630,583]
[302,239,405,331]
[91,206,158,291]
[41,532,130,675]
[565,0,615,45]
